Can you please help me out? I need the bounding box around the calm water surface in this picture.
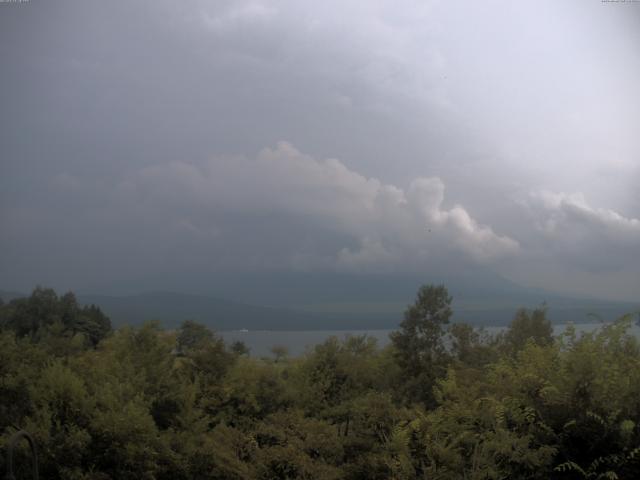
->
[220,322,640,358]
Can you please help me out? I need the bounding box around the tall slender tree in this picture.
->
[390,284,452,406]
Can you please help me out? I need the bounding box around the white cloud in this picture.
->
[521,190,640,274]
[530,190,640,243]
[117,142,519,271]
[407,178,519,260]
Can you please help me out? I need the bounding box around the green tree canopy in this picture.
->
[0,287,111,347]
[502,305,553,355]
[390,284,453,406]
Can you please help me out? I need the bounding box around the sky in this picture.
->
[1,0,639,301]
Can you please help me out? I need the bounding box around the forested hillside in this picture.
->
[1,286,640,479]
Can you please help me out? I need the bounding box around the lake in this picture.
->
[220,322,640,357]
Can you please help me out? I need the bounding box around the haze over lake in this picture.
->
[220,322,640,357]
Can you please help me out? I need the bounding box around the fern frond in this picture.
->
[554,460,587,477]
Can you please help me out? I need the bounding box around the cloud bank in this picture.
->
[523,190,640,273]
[1,0,638,300]
[2,142,639,300]
[113,142,519,272]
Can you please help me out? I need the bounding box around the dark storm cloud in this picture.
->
[1,0,639,300]
[2,142,519,290]
[0,0,459,182]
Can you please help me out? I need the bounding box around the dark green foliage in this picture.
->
[177,320,214,354]
[231,340,250,356]
[1,285,639,479]
[0,287,111,347]
[390,284,453,406]
[449,322,498,367]
[500,305,554,355]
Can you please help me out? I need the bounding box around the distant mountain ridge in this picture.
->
[77,292,327,330]
[2,276,637,330]
[69,290,640,330]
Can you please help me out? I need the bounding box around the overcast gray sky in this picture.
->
[1,0,639,301]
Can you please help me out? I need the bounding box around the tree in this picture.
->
[231,340,250,356]
[449,322,498,367]
[0,287,111,347]
[176,319,214,355]
[270,345,289,363]
[5,287,60,338]
[76,304,111,347]
[390,284,452,406]
[502,305,553,355]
